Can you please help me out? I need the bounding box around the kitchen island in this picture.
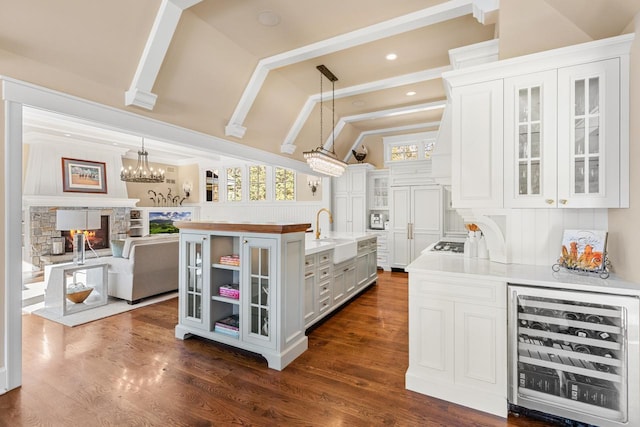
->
[405,251,640,424]
[174,221,377,370]
[304,232,377,329]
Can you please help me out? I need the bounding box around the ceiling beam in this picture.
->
[226,0,474,138]
[322,100,447,152]
[343,122,441,162]
[125,0,202,110]
[280,66,451,154]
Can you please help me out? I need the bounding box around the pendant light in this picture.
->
[120,137,165,183]
[303,65,347,177]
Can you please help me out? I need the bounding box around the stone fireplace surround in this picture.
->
[28,206,130,270]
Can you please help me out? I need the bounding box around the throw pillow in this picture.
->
[111,239,125,258]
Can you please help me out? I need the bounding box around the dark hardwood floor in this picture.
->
[1,271,551,426]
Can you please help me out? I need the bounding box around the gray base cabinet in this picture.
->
[175,222,309,371]
[305,236,377,329]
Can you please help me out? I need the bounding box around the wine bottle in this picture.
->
[569,327,592,339]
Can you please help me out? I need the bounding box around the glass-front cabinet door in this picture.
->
[180,233,209,330]
[242,237,277,349]
[504,70,557,208]
[557,58,620,208]
[369,172,389,210]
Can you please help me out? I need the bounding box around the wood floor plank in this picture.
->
[0,271,554,426]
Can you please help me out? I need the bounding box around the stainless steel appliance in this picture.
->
[508,285,639,427]
[370,213,386,230]
[429,240,465,254]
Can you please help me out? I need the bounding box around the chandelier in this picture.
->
[120,137,165,183]
[303,65,346,177]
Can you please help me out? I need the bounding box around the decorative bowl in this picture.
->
[66,287,93,304]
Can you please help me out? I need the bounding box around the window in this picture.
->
[390,144,419,161]
[384,131,437,165]
[249,165,267,201]
[275,167,296,201]
[424,140,435,159]
[226,167,242,201]
[205,169,219,202]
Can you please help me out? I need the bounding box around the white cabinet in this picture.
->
[368,230,389,271]
[368,170,389,210]
[557,59,621,208]
[450,79,504,209]
[504,59,623,208]
[389,185,442,270]
[128,209,144,237]
[333,164,373,233]
[504,70,557,208]
[175,223,308,370]
[406,273,507,417]
[446,35,632,210]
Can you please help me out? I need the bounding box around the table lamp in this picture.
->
[56,210,101,265]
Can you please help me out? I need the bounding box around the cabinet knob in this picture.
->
[243,239,248,244]
[559,199,568,205]
[545,199,554,205]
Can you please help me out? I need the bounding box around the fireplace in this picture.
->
[62,215,110,252]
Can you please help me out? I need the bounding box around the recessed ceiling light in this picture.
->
[406,91,416,96]
[258,10,281,26]
[386,53,397,61]
[63,133,71,137]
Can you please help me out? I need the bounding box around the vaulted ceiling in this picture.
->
[3,0,639,169]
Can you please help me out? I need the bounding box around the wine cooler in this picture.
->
[508,285,640,427]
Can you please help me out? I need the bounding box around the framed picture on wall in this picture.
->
[61,157,107,193]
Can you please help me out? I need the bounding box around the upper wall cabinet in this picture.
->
[450,79,504,209]
[444,34,633,210]
[504,60,621,208]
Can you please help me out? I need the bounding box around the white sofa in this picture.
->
[107,234,179,304]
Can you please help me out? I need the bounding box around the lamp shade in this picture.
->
[56,210,101,231]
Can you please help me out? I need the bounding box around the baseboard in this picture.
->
[0,367,7,395]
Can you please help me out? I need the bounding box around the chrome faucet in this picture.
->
[315,208,333,240]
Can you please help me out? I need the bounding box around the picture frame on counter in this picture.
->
[554,229,610,278]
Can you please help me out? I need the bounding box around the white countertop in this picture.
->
[407,251,640,297]
[304,232,374,255]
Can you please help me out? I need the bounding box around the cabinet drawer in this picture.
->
[318,251,331,266]
[318,281,331,297]
[358,238,376,252]
[317,266,331,282]
[409,274,506,308]
[318,296,332,313]
[305,255,316,270]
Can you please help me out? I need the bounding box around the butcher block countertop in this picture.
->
[175,221,311,234]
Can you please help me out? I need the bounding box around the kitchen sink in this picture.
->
[319,238,357,263]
